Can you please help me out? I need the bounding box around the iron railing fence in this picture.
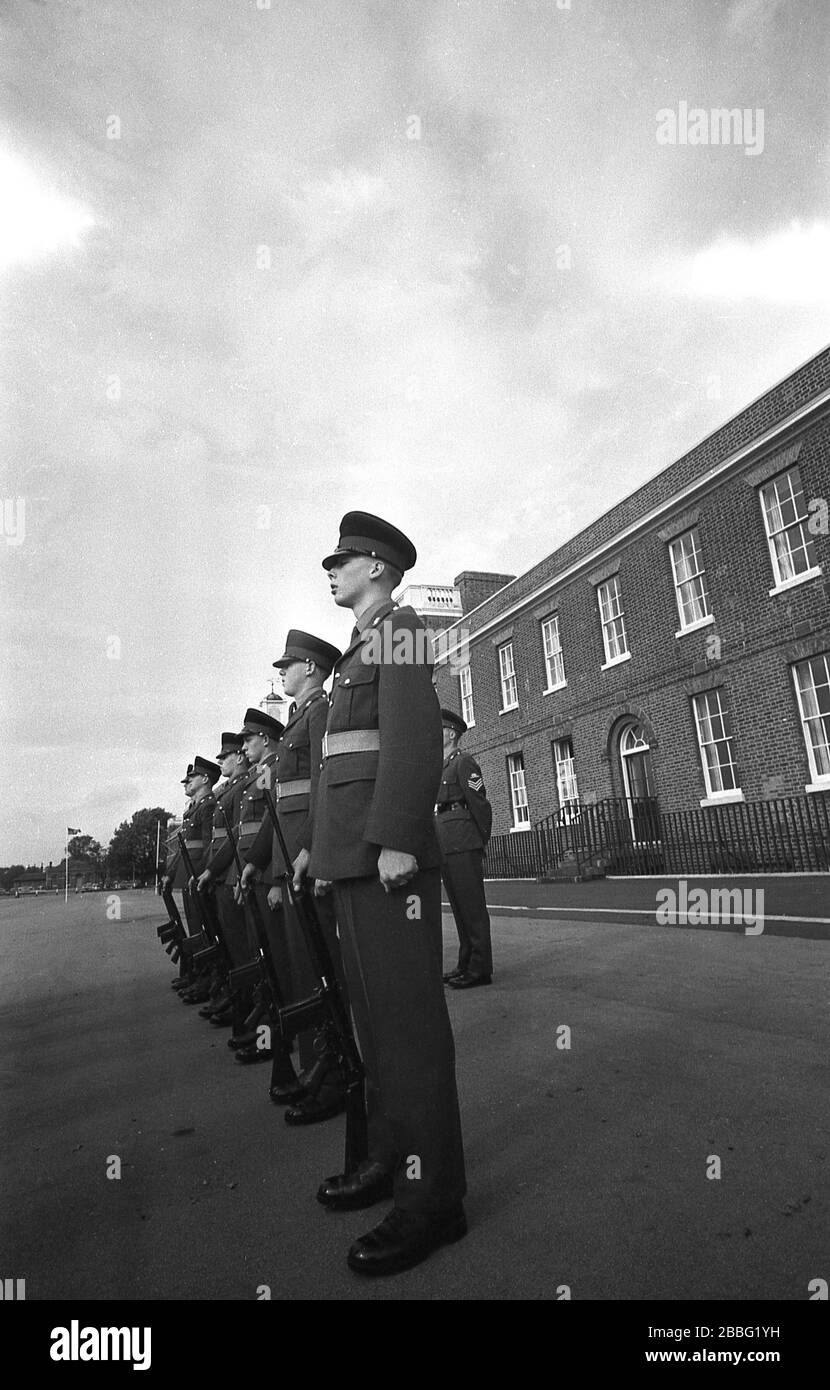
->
[482,828,544,879]
[482,792,830,879]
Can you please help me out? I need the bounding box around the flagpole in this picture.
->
[64,829,69,904]
[155,820,161,893]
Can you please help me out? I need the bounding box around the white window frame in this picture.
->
[498,641,519,712]
[692,688,744,806]
[792,654,830,791]
[760,467,822,595]
[553,738,580,823]
[458,665,475,729]
[541,614,566,693]
[597,576,631,669]
[670,528,713,636]
[507,752,530,830]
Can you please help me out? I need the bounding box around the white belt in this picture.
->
[322,730,381,759]
[211,830,227,842]
[184,839,202,850]
[275,778,312,799]
[239,820,262,836]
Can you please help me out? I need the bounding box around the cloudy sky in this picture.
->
[1,0,828,865]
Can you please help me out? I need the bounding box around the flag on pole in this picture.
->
[65,828,81,902]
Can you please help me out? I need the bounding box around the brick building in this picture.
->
[434,346,830,875]
[10,859,97,893]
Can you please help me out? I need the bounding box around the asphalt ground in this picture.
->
[2,888,829,1302]
[482,874,830,938]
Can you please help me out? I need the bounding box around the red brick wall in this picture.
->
[454,571,516,615]
[436,363,830,833]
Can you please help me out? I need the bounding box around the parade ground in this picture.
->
[3,884,828,1302]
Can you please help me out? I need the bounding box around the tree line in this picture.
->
[0,807,174,891]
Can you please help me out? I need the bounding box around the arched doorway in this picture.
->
[619,722,658,842]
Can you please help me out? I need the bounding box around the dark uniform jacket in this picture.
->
[163,803,190,876]
[309,599,443,882]
[205,765,249,884]
[167,793,215,888]
[435,749,493,856]
[208,753,277,884]
[246,689,329,875]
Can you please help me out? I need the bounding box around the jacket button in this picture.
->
[343,677,350,685]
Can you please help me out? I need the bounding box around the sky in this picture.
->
[1,0,828,864]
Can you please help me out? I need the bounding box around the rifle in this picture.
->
[174,834,214,961]
[178,834,232,957]
[158,881,185,935]
[157,869,187,967]
[216,804,297,1087]
[157,920,183,963]
[262,787,368,1173]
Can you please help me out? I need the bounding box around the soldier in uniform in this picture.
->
[200,709,297,1074]
[242,630,348,1123]
[163,758,218,937]
[194,733,251,1027]
[301,511,467,1277]
[162,757,220,1004]
[163,765,194,989]
[435,709,494,989]
[160,765,191,929]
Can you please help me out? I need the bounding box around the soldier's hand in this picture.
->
[240,863,257,890]
[292,848,310,893]
[313,879,333,897]
[161,875,171,891]
[267,884,282,910]
[378,848,418,894]
[196,870,212,893]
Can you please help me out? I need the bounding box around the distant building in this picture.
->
[435,345,830,875]
[396,583,461,669]
[260,679,292,728]
[397,582,464,631]
[11,859,96,893]
[11,869,51,893]
[399,581,497,669]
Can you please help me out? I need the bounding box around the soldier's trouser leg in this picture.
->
[333,868,466,1216]
[253,887,294,999]
[229,879,270,1025]
[216,885,250,968]
[441,851,492,977]
[251,886,298,1084]
[181,887,200,936]
[213,885,255,1026]
[440,863,472,974]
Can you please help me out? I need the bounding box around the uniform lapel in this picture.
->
[334,598,396,675]
[282,692,321,738]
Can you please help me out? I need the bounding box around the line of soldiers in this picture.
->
[157,511,494,1278]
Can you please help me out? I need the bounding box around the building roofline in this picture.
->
[440,347,830,645]
[438,377,830,662]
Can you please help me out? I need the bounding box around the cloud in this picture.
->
[651,222,830,305]
[2,0,828,863]
[727,0,787,33]
[0,149,94,272]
